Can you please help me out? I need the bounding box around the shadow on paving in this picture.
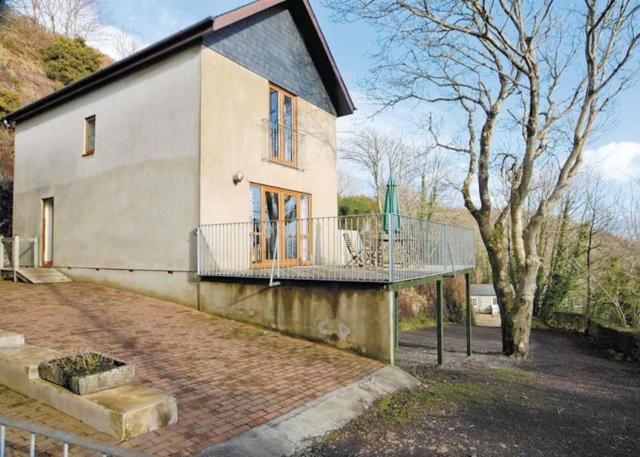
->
[297,326,640,457]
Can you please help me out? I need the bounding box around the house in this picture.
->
[3,0,476,363]
[470,284,499,316]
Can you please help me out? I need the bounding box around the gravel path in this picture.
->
[297,326,640,456]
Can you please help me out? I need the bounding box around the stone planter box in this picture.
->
[38,352,135,395]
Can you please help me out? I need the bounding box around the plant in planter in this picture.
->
[38,352,134,395]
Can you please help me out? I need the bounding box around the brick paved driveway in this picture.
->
[0,282,381,456]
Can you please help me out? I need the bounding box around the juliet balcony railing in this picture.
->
[262,119,305,170]
[197,214,476,284]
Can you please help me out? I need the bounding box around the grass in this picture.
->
[322,365,537,445]
[398,314,436,332]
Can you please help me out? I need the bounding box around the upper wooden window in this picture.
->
[84,115,96,156]
[268,84,297,167]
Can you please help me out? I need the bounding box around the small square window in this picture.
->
[84,115,96,156]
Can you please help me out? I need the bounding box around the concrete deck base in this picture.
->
[0,338,177,440]
[196,366,420,457]
[199,281,394,362]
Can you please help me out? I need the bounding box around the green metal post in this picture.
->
[394,291,399,349]
[436,279,444,365]
[465,273,472,356]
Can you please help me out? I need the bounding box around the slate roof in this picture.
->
[470,284,497,297]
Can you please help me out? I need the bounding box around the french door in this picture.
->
[251,184,310,267]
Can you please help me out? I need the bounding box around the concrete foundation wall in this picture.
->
[63,268,198,308]
[198,281,393,362]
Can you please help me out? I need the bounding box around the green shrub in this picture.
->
[338,195,378,216]
[0,88,20,116]
[42,37,101,85]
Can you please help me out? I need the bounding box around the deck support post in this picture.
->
[12,235,19,283]
[436,279,444,366]
[388,289,396,366]
[465,272,472,356]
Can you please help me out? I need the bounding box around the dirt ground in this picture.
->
[297,325,640,457]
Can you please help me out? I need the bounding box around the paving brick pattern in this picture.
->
[0,282,382,456]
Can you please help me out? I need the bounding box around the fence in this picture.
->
[0,236,38,281]
[0,414,149,457]
[197,214,475,283]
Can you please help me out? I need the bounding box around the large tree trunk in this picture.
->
[510,267,538,357]
[493,267,537,357]
[479,215,538,357]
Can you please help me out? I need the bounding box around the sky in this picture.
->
[95,0,640,194]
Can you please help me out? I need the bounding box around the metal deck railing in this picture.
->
[0,236,38,281]
[197,214,475,284]
[0,414,149,457]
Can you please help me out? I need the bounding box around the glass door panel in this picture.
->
[283,194,298,260]
[250,185,262,264]
[284,95,294,162]
[300,195,310,262]
[269,89,280,159]
[265,190,279,261]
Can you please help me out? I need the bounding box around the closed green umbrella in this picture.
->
[383,176,401,232]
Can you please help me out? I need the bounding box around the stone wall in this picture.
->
[547,312,588,333]
[587,320,640,362]
[198,280,394,362]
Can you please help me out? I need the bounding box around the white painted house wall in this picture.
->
[11,44,340,306]
[12,47,202,304]
[471,295,499,315]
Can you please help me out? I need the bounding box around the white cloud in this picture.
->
[337,91,430,139]
[87,25,146,61]
[585,141,640,182]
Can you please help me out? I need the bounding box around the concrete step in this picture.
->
[0,344,177,439]
[0,330,25,349]
[16,268,72,284]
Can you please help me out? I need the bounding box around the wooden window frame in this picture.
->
[268,83,298,168]
[250,183,311,268]
[83,115,96,156]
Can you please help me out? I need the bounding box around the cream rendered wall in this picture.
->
[199,48,338,271]
[13,47,202,304]
[199,47,337,224]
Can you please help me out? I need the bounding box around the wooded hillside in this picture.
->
[0,7,111,235]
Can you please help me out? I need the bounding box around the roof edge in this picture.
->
[4,0,355,124]
[4,17,214,125]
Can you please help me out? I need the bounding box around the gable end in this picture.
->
[204,5,336,116]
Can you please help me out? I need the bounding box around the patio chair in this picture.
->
[343,232,377,267]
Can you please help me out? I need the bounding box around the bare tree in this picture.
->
[10,0,102,39]
[110,27,141,59]
[325,0,640,356]
[578,170,617,316]
[340,128,417,212]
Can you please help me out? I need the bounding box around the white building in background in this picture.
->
[470,284,499,316]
